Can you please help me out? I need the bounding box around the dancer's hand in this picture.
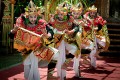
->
[11,24,19,33]
[65,29,74,35]
[42,29,51,38]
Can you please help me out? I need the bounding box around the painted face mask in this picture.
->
[90,11,96,17]
[28,14,38,24]
[57,12,65,21]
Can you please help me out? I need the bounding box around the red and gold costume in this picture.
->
[14,15,56,62]
[93,15,110,51]
[48,1,81,79]
[82,5,110,69]
[84,5,110,50]
[10,1,60,80]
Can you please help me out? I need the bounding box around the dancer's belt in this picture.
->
[54,31,65,48]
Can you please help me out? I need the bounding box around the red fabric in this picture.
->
[14,16,47,49]
[49,16,74,31]
[94,16,106,26]
[16,17,25,27]
[83,12,90,19]
[84,19,92,32]
[84,12,106,27]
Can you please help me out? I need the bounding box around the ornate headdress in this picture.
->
[24,0,45,16]
[71,2,83,13]
[55,1,71,16]
[87,5,97,12]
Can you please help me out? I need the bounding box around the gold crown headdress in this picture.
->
[24,0,37,15]
[87,5,97,12]
[55,1,71,15]
[24,0,45,16]
[71,2,83,12]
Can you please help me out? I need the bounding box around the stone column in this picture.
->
[10,0,16,27]
[94,0,101,14]
[94,0,110,18]
[10,0,16,54]
[101,0,110,18]
[2,0,11,47]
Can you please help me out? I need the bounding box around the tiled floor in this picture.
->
[0,57,120,80]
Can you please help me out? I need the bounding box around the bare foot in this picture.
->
[47,75,59,80]
[14,78,24,80]
[83,59,90,65]
[61,63,72,71]
[88,66,96,70]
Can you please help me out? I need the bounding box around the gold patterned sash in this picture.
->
[14,27,42,52]
[14,27,54,61]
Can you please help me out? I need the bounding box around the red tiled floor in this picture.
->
[0,57,120,80]
[104,77,120,80]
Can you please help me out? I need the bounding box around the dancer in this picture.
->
[83,5,110,69]
[49,1,80,80]
[9,0,59,80]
